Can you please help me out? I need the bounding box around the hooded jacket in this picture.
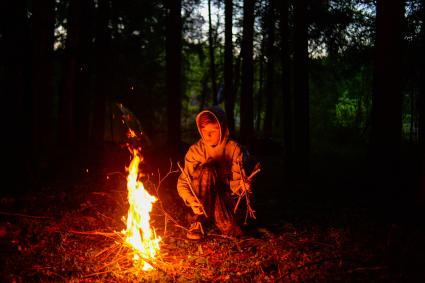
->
[177,106,244,206]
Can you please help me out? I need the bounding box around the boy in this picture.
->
[177,106,249,240]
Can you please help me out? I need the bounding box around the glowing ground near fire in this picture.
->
[0,145,420,282]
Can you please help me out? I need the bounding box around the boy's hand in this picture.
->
[189,198,204,215]
[234,179,251,196]
[191,203,204,215]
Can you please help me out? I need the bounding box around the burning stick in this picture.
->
[177,162,208,218]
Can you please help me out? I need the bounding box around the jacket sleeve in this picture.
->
[228,142,244,194]
[177,143,204,206]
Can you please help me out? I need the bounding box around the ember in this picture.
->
[122,148,161,270]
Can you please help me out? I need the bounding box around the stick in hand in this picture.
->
[177,162,208,218]
[234,161,261,224]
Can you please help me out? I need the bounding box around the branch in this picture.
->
[0,211,53,219]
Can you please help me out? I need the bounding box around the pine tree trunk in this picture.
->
[256,53,264,132]
[418,0,425,148]
[233,54,242,123]
[208,0,218,105]
[280,0,292,174]
[31,0,54,146]
[240,0,255,144]
[92,0,111,144]
[166,0,182,146]
[59,0,89,145]
[263,0,275,138]
[30,0,55,185]
[0,2,31,190]
[293,0,309,178]
[75,1,94,144]
[371,0,404,188]
[416,0,425,215]
[224,0,235,134]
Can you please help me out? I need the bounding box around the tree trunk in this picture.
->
[256,53,264,132]
[293,0,309,178]
[280,0,292,172]
[240,0,255,144]
[370,0,404,189]
[31,0,54,146]
[60,0,78,144]
[92,0,111,145]
[234,53,242,124]
[0,2,31,190]
[418,0,425,207]
[75,1,94,144]
[263,0,275,138]
[61,0,94,146]
[418,0,425,148]
[30,0,55,184]
[208,0,218,105]
[224,0,235,134]
[166,0,183,146]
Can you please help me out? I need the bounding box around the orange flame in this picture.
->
[123,148,160,270]
[127,129,137,138]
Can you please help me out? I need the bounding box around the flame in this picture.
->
[123,148,161,270]
[127,129,137,138]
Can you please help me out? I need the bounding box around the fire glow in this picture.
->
[123,148,161,270]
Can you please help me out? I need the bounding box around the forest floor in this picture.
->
[0,142,424,282]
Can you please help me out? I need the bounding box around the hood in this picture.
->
[195,106,230,147]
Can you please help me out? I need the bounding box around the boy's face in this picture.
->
[201,122,220,147]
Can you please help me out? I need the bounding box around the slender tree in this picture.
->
[418,0,425,208]
[74,1,94,144]
[418,0,425,148]
[0,2,29,125]
[280,0,292,169]
[370,0,405,190]
[256,47,264,132]
[293,0,309,178]
[61,0,94,144]
[92,0,111,144]
[30,0,55,184]
[0,2,31,190]
[240,0,255,144]
[263,0,275,138]
[208,0,218,105]
[31,0,54,145]
[60,0,79,144]
[166,0,183,146]
[224,0,235,133]
[234,53,242,114]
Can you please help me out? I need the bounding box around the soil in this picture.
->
[0,142,424,282]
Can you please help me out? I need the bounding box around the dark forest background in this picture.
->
[0,0,424,214]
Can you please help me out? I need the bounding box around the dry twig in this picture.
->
[177,162,208,218]
[0,211,53,219]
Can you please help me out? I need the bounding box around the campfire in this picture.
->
[122,147,161,270]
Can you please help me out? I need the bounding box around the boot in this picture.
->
[186,221,204,240]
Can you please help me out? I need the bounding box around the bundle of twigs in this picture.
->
[234,161,261,224]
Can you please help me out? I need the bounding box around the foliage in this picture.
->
[309,45,374,158]
[335,90,358,128]
[4,0,423,147]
